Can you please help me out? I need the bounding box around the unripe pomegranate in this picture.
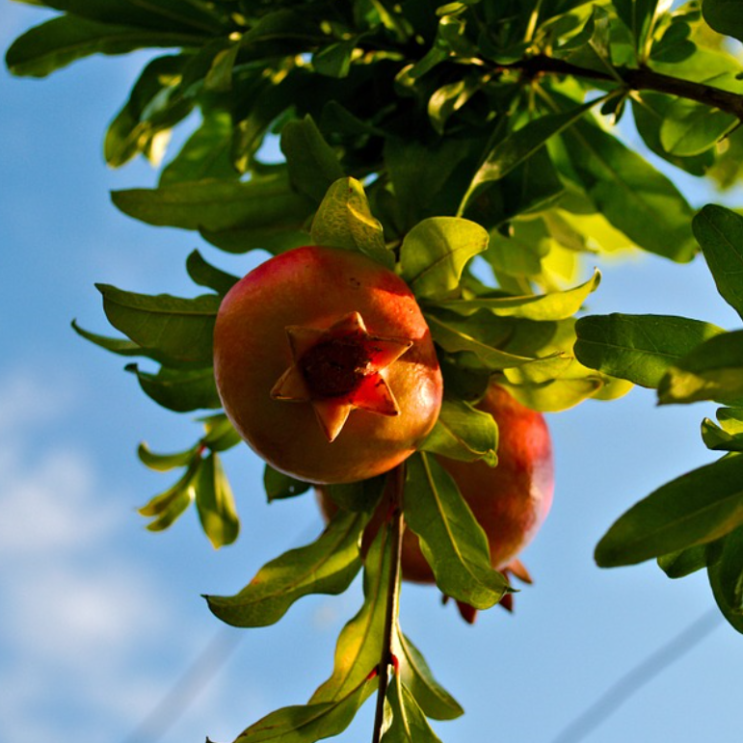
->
[213,246,443,484]
[319,383,554,621]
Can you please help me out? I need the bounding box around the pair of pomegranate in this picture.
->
[213,246,554,619]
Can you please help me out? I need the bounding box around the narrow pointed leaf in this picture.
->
[692,204,743,320]
[310,522,392,702]
[137,441,197,472]
[574,314,724,388]
[193,452,239,548]
[207,508,368,626]
[235,676,375,743]
[72,320,159,360]
[264,465,311,502]
[399,218,489,299]
[404,453,508,609]
[420,398,498,466]
[381,676,443,743]
[186,250,239,296]
[125,363,220,412]
[97,284,219,366]
[595,453,743,567]
[396,632,463,721]
[657,544,709,579]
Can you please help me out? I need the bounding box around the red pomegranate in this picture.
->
[319,383,554,621]
[213,246,443,484]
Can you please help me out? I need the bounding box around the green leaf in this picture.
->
[125,363,220,412]
[280,116,345,204]
[200,413,242,452]
[403,453,509,609]
[595,453,743,567]
[72,319,160,361]
[428,74,482,134]
[204,41,239,92]
[96,284,220,367]
[381,675,443,743]
[559,114,696,262]
[396,632,463,721]
[159,110,238,185]
[692,204,743,320]
[426,312,535,370]
[234,676,375,743]
[613,0,660,56]
[716,526,743,613]
[193,452,239,548]
[186,250,239,296]
[321,476,386,513]
[703,0,743,43]
[433,269,601,320]
[263,465,311,502]
[709,550,743,634]
[399,218,489,299]
[420,398,498,465]
[557,5,619,77]
[659,330,743,405]
[138,455,201,527]
[38,0,225,35]
[309,178,393,268]
[313,40,356,78]
[5,15,203,77]
[701,418,743,452]
[574,314,724,388]
[657,544,709,579]
[206,508,369,626]
[310,522,393,703]
[112,175,313,235]
[137,441,197,472]
[467,101,602,207]
[659,99,737,157]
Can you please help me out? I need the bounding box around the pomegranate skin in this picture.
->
[213,246,443,484]
[318,383,554,581]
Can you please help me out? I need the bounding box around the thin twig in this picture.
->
[499,54,743,119]
[371,463,406,743]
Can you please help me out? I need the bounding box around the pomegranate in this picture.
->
[319,383,554,621]
[213,246,443,484]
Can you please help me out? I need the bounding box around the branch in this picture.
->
[371,463,405,743]
[503,54,743,120]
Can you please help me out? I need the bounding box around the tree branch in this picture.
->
[371,464,405,743]
[502,54,743,119]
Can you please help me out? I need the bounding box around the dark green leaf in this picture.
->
[709,553,743,634]
[6,15,203,77]
[403,453,509,609]
[310,521,392,702]
[321,476,386,513]
[193,452,239,548]
[396,632,463,721]
[159,110,238,185]
[206,508,369,626]
[186,250,239,296]
[595,453,743,567]
[560,115,696,262]
[574,314,724,388]
[112,175,313,234]
[313,40,356,78]
[280,116,345,204]
[716,526,743,612]
[428,74,482,134]
[659,330,743,405]
[125,363,221,412]
[381,675,443,743]
[309,178,393,268]
[97,284,219,366]
[234,676,375,743]
[204,41,239,92]
[693,204,743,320]
[263,465,311,502]
[613,0,660,55]
[703,0,743,43]
[420,398,498,465]
[399,218,489,299]
[657,544,709,578]
[72,319,159,361]
[557,5,618,76]
[201,413,242,452]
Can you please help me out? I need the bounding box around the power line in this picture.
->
[550,608,721,743]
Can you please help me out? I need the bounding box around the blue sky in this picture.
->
[3,3,743,742]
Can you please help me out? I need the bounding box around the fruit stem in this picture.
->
[371,462,405,743]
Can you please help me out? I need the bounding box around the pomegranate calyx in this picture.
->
[270,311,414,443]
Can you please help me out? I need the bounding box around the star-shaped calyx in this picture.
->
[270,311,413,442]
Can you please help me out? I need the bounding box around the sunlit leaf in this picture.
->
[403,453,509,609]
[206,508,369,626]
[659,99,737,157]
[137,441,197,472]
[657,544,709,579]
[125,363,221,412]
[399,218,489,299]
[380,675,443,743]
[574,313,724,388]
[194,452,239,548]
[595,453,743,567]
